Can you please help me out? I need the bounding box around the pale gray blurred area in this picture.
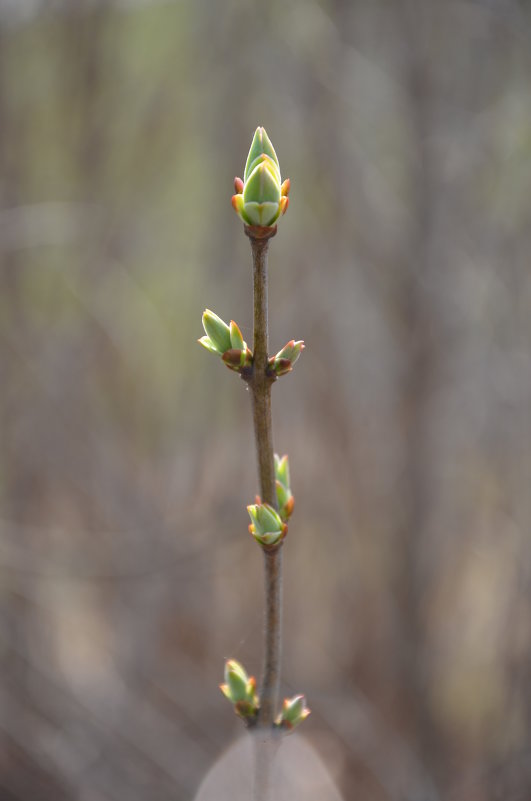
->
[194,733,344,801]
[1,1,531,800]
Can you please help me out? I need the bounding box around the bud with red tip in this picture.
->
[276,694,311,731]
[268,340,305,377]
[220,659,259,720]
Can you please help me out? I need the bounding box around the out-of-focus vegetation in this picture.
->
[1,1,531,799]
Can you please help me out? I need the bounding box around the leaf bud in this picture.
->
[232,127,290,228]
[219,659,259,719]
[276,694,311,731]
[199,311,253,375]
[269,340,305,377]
[247,503,287,548]
[274,454,294,521]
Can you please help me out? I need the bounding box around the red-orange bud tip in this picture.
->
[281,178,291,197]
[234,177,244,193]
[279,196,289,215]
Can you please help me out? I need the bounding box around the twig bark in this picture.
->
[246,225,283,730]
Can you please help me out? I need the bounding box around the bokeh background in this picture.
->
[1,1,531,799]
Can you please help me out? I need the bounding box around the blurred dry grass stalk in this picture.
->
[1,1,531,800]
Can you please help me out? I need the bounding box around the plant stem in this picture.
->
[246,226,283,729]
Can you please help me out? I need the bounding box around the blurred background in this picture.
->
[1,1,531,799]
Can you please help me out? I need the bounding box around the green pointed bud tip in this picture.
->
[229,320,245,350]
[202,309,232,354]
[225,666,249,703]
[225,659,248,682]
[244,126,279,182]
[275,454,290,488]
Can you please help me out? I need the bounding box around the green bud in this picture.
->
[247,503,287,548]
[275,454,290,490]
[276,694,311,731]
[244,126,279,182]
[274,454,294,521]
[276,480,290,511]
[270,340,305,376]
[220,659,259,719]
[199,312,253,375]
[224,660,248,702]
[201,309,232,355]
[232,127,290,229]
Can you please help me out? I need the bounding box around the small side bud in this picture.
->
[275,454,290,488]
[274,453,294,521]
[199,312,253,375]
[269,340,305,377]
[247,503,287,548]
[220,659,259,720]
[276,695,311,732]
